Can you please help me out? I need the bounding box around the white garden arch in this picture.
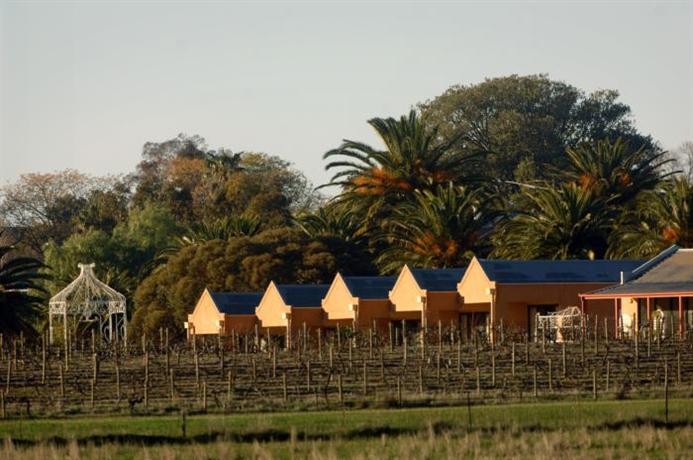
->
[48,263,127,344]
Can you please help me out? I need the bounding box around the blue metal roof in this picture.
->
[208,290,263,315]
[477,259,645,284]
[343,276,396,299]
[275,284,330,308]
[410,267,467,291]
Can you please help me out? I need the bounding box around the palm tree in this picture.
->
[491,182,610,260]
[295,205,368,245]
[376,183,492,272]
[0,241,48,335]
[156,215,262,263]
[181,215,261,244]
[608,177,693,258]
[561,138,673,204]
[322,110,480,218]
[205,149,243,177]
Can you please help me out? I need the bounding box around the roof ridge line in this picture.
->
[628,245,679,280]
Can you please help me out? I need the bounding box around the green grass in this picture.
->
[1,399,691,459]
[0,398,690,441]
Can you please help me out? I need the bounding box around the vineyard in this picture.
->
[1,321,691,419]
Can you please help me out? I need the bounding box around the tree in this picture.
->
[158,215,263,262]
[376,183,493,272]
[0,238,47,335]
[75,185,130,234]
[561,138,673,205]
[420,75,656,183]
[131,134,318,226]
[608,178,693,258]
[130,227,372,338]
[0,170,117,253]
[43,203,183,300]
[491,183,610,260]
[183,215,262,243]
[296,204,376,273]
[296,205,368,245]
[322,110,479,219]
[217,153,318,226]
[671,141,693,182]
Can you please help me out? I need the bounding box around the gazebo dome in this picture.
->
[48,263,127,344]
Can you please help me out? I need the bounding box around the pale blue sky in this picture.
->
[1,1,692,188]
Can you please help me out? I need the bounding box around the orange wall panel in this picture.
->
[355,299,391,333]
[223,314,257,335]
[493,283,618,331]
[457,258,493,304]
[291,308,325,332]
[187,290,223,335]
[426,292,461,312]
[389,266,425,312]
[256,282,291,329]
[322,274,357,321]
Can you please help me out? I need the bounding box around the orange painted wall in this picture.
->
[389,266,463,327]
[389,266,425,312]
[458,258,622,332]
[222,314,257,334]
[321,274,392,332]
[489,283,618,331]
[187,289,223,335]
[290,308,325,332]
[322,274,356,321]
[457,258,494,305]
[389,311,424,322]
[425,291,462,325]
[356,299,391,331]
[187,289,260,336]
[256,282,326,341]
[583,298,619,324]
[255,282,291,329]
[461,302,491,313]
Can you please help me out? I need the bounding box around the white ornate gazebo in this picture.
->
[48,263,127,344]
[536,306,583,342]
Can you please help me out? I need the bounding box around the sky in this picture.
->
[1,1,692,189]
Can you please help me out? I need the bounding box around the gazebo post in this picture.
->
[108,312,114,343]
[63,310,68,348]
[48,312,54,344]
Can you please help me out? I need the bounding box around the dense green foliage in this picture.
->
[0,240,47,335]
[420,74,655,183]
[130,227,375,337]
[376,183,493,272]
[42,203,183,299]
[1,74,690,337]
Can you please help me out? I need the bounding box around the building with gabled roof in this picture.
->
[458,256,644,339]
[388,265,467,331]
[255,282,330,347]
[581,246,693,337]
[186,288,262,337]
[322,273,396,331]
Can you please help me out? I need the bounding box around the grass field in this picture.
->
[0,398,691,459]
